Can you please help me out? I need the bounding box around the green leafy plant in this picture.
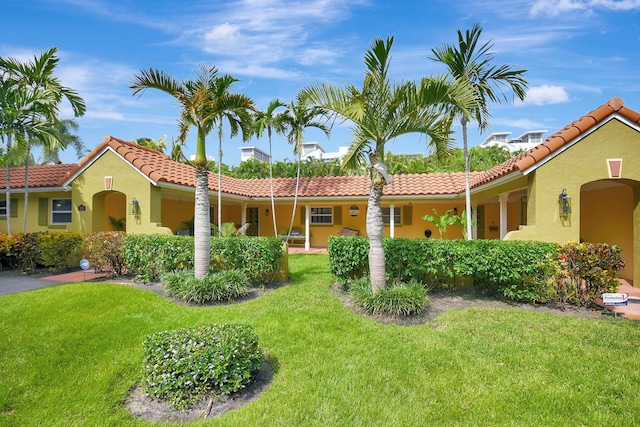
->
[163,268,250,303]
[107,216,126,231]
[451,209,477,240]
[141,323,264,409]
[422,208,457,239]
[349,277,430,316]
[37,232,84,272]
[83,231,127,275]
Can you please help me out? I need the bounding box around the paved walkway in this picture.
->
[0,269,108,296]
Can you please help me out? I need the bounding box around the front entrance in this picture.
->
[246,207,259,236]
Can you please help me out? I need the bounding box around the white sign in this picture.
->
[602,293,628,306]
[80,258,90,271]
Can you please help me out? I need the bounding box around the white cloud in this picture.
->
[530,0,640,16]
[521,85,570,105]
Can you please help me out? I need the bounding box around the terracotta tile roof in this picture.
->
[9,97,636,197]
[0,163,76,190]
[62,136,249,196]
[470,97,638,189]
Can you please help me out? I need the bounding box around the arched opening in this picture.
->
[92,191,127,232]
[580,180,636,281]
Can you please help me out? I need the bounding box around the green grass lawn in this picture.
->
[2,254,640,426]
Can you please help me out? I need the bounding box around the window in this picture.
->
[51,198,72,224]
[0,200,6,217]
[382,207,401,225]
[311,207,333,224]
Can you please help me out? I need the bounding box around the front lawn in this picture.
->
[1,254,640,426]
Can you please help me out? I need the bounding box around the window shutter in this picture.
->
[38,198,48,226]
[403,205,412,226]
[10,198,18,217]
[334,206,342,225]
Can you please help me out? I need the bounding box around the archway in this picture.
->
[92,191,127,232]
[580,180,636,281]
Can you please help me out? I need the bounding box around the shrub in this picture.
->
[0,233,20,270]
[557,242,625,306]
[163,269,250,303]
[37,232,84,272]
[141,323,264,409]
[349,277,430,316]
[83,231,127,275]
[211,237,284,285]
[123,234,194,282]
[14,232,44,274]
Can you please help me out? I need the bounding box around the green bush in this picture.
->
[14,232,44,274]
[349,277,430,316]
[37,232,84,272]
[0,233,20,269]
[211,237,284,285]
[123,234,194,282]
[327,236,369,282]
[83,231,127,275]
[141,323,264,409]
[558,242,625,306]
[163,268,250,303]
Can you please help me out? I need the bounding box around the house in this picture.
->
[1,97,639,284]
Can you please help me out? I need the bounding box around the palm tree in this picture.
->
[278,96,331,243]
[252,99,287,236]
[430,23,527,240]
[302,36,476,291]
[131,65,254,279]
[209,75,254,235]
[0,79,57,234]
[41,119,86,163]
[0,47,86,232]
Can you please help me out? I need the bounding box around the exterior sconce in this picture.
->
[129,198,139,216]
[453,207,458,216]
[558,188,571,217]
[265,208,269,216]
[77,204,86,211]
[349,205,360,216]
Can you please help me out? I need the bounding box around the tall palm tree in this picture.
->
[41,119,86,163]
[209,75,254,235]
[131,65,253,279]
[253,99,287,236]
[0,47,86,232]
[430,23,528,240]
[303,36,476,291]
[278,96,330,243]
[0,79,57,234]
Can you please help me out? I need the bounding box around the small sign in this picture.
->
[80,258,90,271]
[602,293,628,306]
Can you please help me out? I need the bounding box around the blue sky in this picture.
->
[2,0,640,166]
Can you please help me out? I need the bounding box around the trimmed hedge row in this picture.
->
[0,232,83,273]
[328,236,625,305]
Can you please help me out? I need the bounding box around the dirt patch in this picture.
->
[125,360,274,423]
[331,284,611,326]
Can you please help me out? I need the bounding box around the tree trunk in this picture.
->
[194,165,211,279]
[287,152,302,244]
[268,135,277,236]
[462,120,473,240]
[5,134,12,235]
[22,144,31,233]
[367,182,385,292]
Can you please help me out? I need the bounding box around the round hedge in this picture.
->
[141,323,264,409]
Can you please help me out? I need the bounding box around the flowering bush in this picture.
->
[83,231,127,275]
[557,242,625,306]
[141,323,264,409]
[0,233,20,269]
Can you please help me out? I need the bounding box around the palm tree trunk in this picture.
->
[22,143,31,233]
[268,135,277,236]
[287,151,302,245]
[367,182,385,291]
[5,135,12,235]
[194,165,211,279]
[462,120,473,240]
[217,132,223,237]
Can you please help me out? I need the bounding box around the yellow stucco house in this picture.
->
[2,97,639,284]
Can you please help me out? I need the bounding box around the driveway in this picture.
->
[0,269,108,296]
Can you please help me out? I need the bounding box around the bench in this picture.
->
[338,227,360,237]
[278,228,306,244]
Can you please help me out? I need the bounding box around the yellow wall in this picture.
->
[505,119,640,282]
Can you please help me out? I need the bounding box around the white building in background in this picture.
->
[300,142,350,161]
[239,146,271,162]
[479,130,547,153]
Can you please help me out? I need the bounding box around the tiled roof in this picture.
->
[0,163,76,190]
[470,97,639,188]
[5,98,637,198]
